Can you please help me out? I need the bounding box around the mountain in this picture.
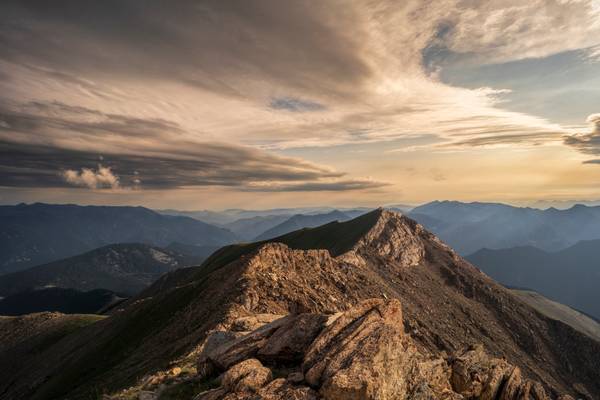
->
[0,243,206,297]
[253,210,351,241]
[509,289,600,342]
[0,203,237,274]
[0,288,124,316]
[467,240,600,320]
[0,209,597,399]
[409,200,600,254]
[224,215,292,241]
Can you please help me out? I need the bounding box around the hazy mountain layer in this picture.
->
[0,243,205,297]
[467,240,600,320]
[0,203,237,274]
[410,200,600,254]
[253,210,351,241]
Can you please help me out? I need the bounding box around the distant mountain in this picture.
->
[467,240,600,320]
[0,288,123,316]
[224,214,291,240]
[0,203,237,274]
[253,210,351,240]
[509,289,600,342]
[409,200,600,254]
[0,243,206,297]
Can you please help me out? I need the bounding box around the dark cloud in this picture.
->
[0,101,391,191]
[269,97,326,112]
[0,0,371,100]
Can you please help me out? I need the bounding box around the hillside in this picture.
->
[0,288,124,316]
[510,289,600,342]
[0,203,237,274]
[0,243,206,297]
[253,210,351,241]
[409,200,600,254]
[467,241,600,320]
[0,209,597,399]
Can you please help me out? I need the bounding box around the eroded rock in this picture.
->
[302,298,412,399]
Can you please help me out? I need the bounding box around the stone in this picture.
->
[231,314,284,332]
[221,358,272,393]
[257,313,328,363]
[302,298,412,400]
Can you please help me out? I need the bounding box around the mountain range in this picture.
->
[253,210,352,241]
[0,243,205,298]
[0,203,237,274]
[467,240,600,321]
[409,200,600,254]
[0,209,597,399]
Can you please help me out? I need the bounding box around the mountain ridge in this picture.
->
[0,209,598,399]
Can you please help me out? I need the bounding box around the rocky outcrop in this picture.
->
[302,298,412,399]
[193,299,571,400]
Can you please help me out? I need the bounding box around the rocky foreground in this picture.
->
[131,299,577,400]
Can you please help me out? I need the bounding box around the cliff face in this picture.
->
[1,209,598,400]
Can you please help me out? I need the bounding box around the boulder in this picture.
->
[221,358,272,393]
[302,298,413,400]
[199,317,291,373]
[257,313,328,363]
[231,314,284,332]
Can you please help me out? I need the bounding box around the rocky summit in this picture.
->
[0,209,598,400]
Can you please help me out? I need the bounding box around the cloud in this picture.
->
[564,113,600,157]
[63,164,120,189]
[269,97,326,112]
[1,0,600,200]
[243,179,389,192]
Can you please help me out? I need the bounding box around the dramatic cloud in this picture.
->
[0,0,599,203]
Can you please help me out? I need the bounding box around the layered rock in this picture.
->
[193,299,569,400]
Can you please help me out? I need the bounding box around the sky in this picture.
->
[1,0,600,210]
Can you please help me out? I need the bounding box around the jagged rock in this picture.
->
[302,298,413,399]
[350,209,426,267]
[197,330,245,378]
[257,313,328,363]
[199,313,328,376]
[231,314,284,332]
[198,317,291,373]
[221,359,272,393]
[499,367,523,400]
[517,381,549,400]
[256,378,318,400]
[450,344,512,400]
